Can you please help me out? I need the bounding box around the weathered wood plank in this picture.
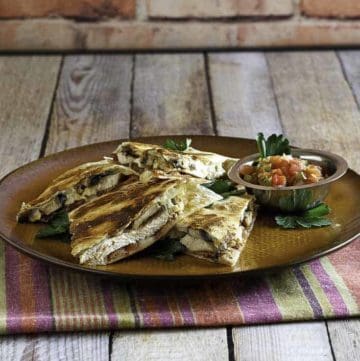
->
[113,52,228,360]
[0,55,62,358]
[0,333,109,361]
[267,51,360,173]
[131,54,213,137]
[46,54,133,154]
[337,50,360,109]
[233,322,333,361]
[0,56,61,177]
[267,50,360,361]
[112,329,228,361]
[327,319,360,361]
[209,51,333,361]
[208,52,282,138]
[40,54,135,359]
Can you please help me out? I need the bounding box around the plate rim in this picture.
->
[1,135,359,280]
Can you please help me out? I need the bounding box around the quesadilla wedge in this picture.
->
[114,141,237,179]
[174,195,256,267]
[17,159,138,223]
[69,177,221,265]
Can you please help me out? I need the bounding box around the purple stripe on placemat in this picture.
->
[133,284,174,327]
[31,260,54,332]
[156,291,175,327]
[174,288,195,326]
[234,278,282,323]
[293,267,323,318]
[101,281,118,329]
[309,259,349,316]
[5,246,22,332]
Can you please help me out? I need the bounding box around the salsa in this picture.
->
[240,155,324,187]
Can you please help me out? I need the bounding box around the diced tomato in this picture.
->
[272,168,283,176]
[280,166,289,177]
[241,155,324,187]
[288,162,301,176]
[272,174,287,187]
[270,156,283,169]
[239,164,254,176]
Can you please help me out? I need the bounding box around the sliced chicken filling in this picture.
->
[179,207,254,264]
[77,192,184,265]
[22,172,126,222]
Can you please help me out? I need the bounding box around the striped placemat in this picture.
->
[0,238,359,334]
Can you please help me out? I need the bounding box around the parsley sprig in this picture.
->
[36,211,70,241]
[146,238,186,261]
[275,203,332,229]
[256,133,291,158]
[202,179,245,198]
[164,138,192,152]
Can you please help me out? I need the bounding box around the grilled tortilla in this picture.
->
[174,195,256,267]
[69,177,221,266]
[114,141,237,179]
[17,159,138,223]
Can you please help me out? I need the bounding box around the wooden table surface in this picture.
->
[0,51,359,361]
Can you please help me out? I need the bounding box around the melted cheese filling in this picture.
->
[116,144,231,180]
[26,173,122,222]
[147,152,225,179]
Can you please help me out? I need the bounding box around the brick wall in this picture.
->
[1,0,360,51]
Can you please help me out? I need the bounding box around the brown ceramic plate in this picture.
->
[0,136,359,279]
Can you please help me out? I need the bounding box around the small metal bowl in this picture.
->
[228,149,348,213]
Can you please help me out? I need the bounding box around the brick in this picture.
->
[0,0,135,19]
[301,0,360,19]
[1,20,360,51]
[147,0,293,18]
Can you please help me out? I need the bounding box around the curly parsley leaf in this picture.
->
[202,179,245,198]
[164,138,192,152]
[256,133,291,158]
[36,211,70,240]
[303,203,330,218]
[275,203,332,229]
[275,215,297,229]
[147,238,186,261]
[275,215,332,229]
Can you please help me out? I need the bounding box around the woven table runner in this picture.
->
[0,238,358,334]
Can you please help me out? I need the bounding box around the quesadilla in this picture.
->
[114,141,237,179]
[69,177,222,266]
[17,159,138,223]
[174,195,256,266]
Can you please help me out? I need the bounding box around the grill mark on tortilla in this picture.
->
[70,178,178,240]
[71,201,148,239]
[71,178,172,219]
[186,214,223,230]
